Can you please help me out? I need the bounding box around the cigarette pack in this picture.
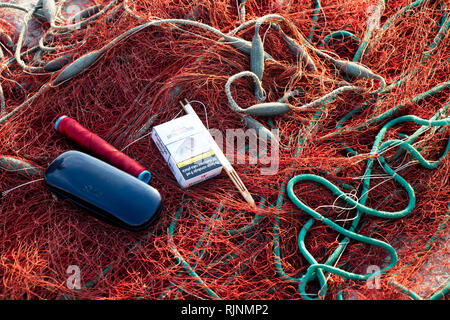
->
[152,114,222,188]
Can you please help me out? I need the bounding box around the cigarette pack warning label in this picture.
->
[178,151,222,180]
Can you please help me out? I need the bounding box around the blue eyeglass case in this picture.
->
[45,150,162,231]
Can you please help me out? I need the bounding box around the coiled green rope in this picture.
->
[286,115,449,299]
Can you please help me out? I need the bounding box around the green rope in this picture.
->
[308,0,321,42]
[285,115,449,299]
[321,30,360,47]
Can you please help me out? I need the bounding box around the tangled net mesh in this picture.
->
[0,0,448,300]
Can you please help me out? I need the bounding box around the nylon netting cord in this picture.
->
[0,0,448,300]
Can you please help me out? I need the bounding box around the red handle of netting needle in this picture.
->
[55,115,151,183]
